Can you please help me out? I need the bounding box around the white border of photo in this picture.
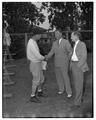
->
[0,0,95,120]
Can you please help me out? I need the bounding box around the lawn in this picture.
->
[2,53,93,118]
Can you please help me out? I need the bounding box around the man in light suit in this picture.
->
[45,29,72,97]
[70,31,89,107]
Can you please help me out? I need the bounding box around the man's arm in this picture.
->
[66,40,73,59]
[77,42,87,68]
[29,43,44,61]
[45,43,55,60]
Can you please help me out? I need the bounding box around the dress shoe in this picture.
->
[37,91,47,97]
[67,94,72,98]
[29,96,41,103]
[70,102,81,109]
[58,91,63,94]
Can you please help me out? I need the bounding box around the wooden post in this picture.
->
[25,33,29,63]
[66,31,69,40]
[25,33,28,58]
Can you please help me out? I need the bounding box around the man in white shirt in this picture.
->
[27,34,46,103]
[70,31,89,108]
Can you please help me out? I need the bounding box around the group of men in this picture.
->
[26,29,89,108]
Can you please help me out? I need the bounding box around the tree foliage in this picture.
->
[2,2,93,33]
[79,2,93,30]
[41,2,93,30]
[3,2,45,33]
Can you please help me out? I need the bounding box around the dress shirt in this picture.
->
[71,40,80,61]
[59,38,62,44]
[27,38,44,62]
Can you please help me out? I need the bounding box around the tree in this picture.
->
[41,2,93,30]
[2,2,46,33]
[79,2,93,30]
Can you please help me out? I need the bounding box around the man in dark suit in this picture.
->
[70,31,89,107]
[45,29,72,97]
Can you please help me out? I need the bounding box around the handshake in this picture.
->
[42,55,48,70]
[44,55,48,61]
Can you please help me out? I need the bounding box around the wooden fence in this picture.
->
[3,30,93,59]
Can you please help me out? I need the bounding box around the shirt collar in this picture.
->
[75,40,80,45]
[59,38,62,41]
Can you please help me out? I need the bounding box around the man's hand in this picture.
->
[44,55,48,61]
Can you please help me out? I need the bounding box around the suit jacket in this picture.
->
[75,41,89,72]
[47,38,72,67]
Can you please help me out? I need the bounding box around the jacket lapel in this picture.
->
[75,40,80,55]
[58,38,63,46]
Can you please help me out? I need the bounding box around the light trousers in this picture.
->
[55,66,72,95]
[70,62,84,105]
[30,61,44,96]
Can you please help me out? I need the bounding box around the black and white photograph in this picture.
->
[2,1,94,118]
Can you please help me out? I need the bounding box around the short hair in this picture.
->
[32,34,41,37]
[55,28,62,34]
[72,31,82,39]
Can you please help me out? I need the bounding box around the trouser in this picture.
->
[70,61,84,105]
[55,66,72,95]
[30,61,44,96]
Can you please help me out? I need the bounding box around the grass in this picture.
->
[2,53,93,118]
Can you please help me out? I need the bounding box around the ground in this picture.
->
[2,53,93,118]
